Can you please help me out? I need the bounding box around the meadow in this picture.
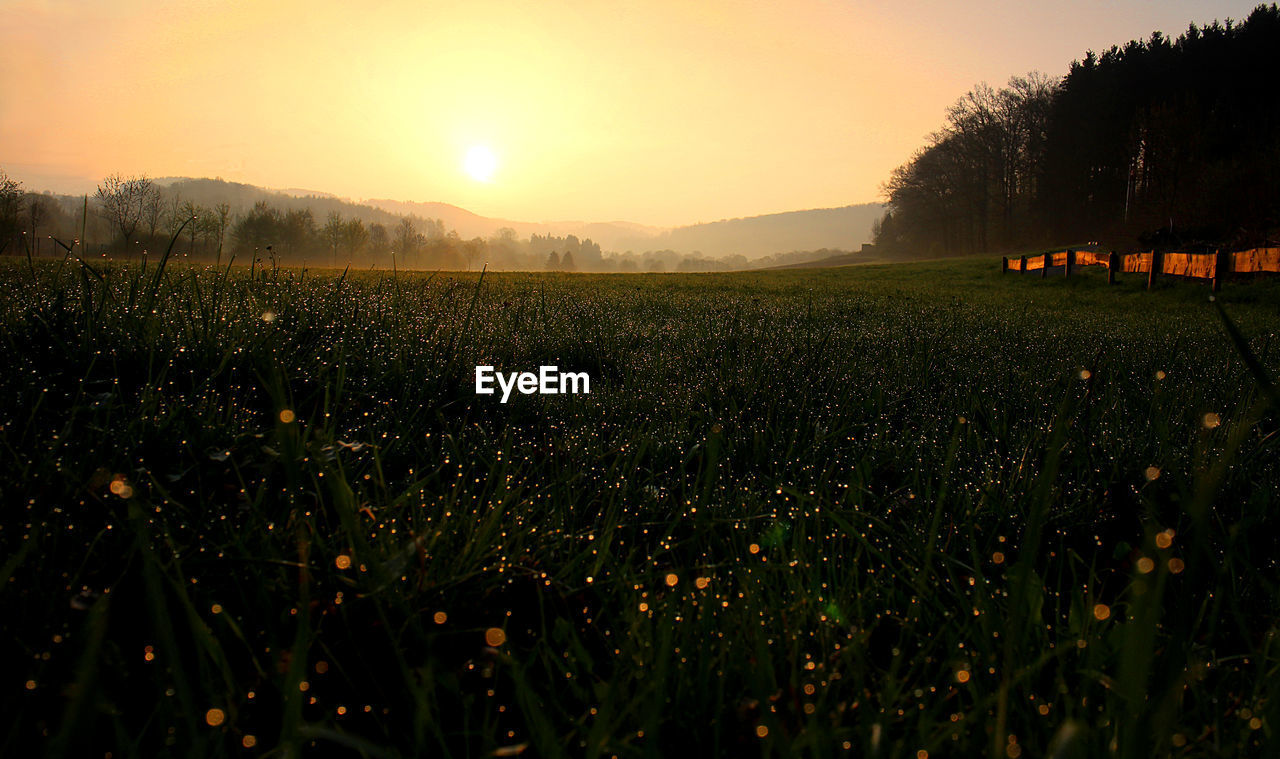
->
[1,255,1278,758]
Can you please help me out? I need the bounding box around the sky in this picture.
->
[0,0,1265,227]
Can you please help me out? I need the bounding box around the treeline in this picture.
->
[0,171,617,271]
[232,201,453,268]
[2,169,860,272]
[876,4,1280,256]
[200,201,609,271]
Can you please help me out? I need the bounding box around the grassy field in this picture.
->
[1,255,1278,758]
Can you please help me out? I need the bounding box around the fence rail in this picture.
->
[1001,247,1280,290]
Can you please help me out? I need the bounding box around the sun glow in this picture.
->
[464,145,498,183]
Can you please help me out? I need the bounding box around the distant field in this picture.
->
[2,257,1278,758]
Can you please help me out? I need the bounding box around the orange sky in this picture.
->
[0,0,1262,227]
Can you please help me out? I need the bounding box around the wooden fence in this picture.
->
[1001,247,1280,291]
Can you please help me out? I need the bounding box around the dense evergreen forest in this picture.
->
[875,4,1280,257]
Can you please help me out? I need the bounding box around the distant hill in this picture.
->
[363,200,885,257]
[614,204,884,258]
[146,178,882,258]
[363,198,663,251]
[154,178,406,228]
[359,198,492,235]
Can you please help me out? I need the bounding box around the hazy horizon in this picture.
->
[1,0,1264,227]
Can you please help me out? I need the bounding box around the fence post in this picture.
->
[1065,249,1074,278]
[1020,255,1027,272]
[1211,249,1225,292]
[1041,251,1050,278]
[1147,249,1161,290]
[1107,251,1118,285]
[1001,256,1008,274]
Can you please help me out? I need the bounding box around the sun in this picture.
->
[463,145,499,183]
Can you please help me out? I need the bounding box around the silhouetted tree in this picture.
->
[280,208,315,259]
[95,174,153,250]
[0,169,21,255]
[341,218,368,261]
[393,218,420,267]
[233,201,280,254]
[196,207,219,257]
[369,223,389,260]
[214,203,231,264]
[181,200,200,255]
[1038,10,1280,247]
[26,194,46,257]
[164,193,185,235]
[323,212,345,266]
[878,5,1280,255]
[142,186,165,238]
[546,250,560,270]
[463,237,483,270]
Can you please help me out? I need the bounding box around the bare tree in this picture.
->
[368,223,389,260]
[323,212,344,267]
[24,194,48,257]
[393,218,420,266]
[164,193,186,235]
[95,173,153,250]
[341,218,368,261]
[181,200,200,255]
[143,186,165,238]
[463,238,483,270]
[0,170,21,256]
[214,202,231,265]
[197,208,218,258]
